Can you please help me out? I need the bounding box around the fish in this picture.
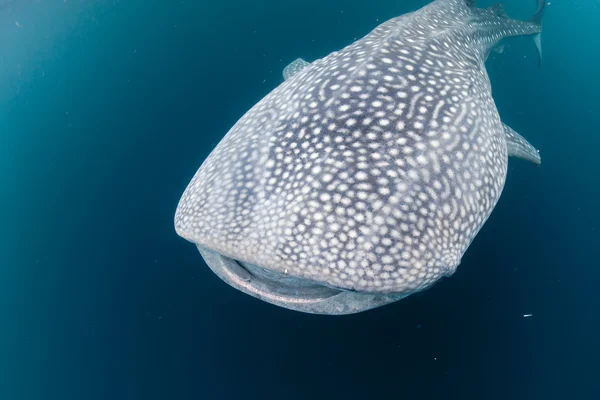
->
[174,0,546,315]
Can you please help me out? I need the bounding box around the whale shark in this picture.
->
[175,0,546,315]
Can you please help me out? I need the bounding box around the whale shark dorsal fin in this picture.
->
[486,43,505,60]
[440,0,475,8]
[493,44,505,54]
[503,123,541,165]
[488,3,508,18]
[282,58,310,81]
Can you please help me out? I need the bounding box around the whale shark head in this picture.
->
[175,0,545,315]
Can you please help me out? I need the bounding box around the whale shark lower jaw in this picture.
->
[197,246,410,315]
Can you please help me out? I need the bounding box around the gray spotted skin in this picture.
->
[175,0,545,313]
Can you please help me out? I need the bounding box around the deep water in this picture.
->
[1,0,599,399]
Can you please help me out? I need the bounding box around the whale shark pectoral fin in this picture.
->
[503,123,541,165]
[282,58,311,81]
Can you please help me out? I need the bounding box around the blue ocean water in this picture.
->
[1,0,598,399]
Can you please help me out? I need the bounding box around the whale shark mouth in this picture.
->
[196,245,408,315]
[234,260,343,299]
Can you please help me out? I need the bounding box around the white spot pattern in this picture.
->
[175,0,543,295]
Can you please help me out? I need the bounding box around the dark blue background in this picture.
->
[1,0,598,399]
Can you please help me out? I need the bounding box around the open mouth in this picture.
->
[196,245,408,315]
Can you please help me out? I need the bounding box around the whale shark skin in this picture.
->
[174,0,546,315]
